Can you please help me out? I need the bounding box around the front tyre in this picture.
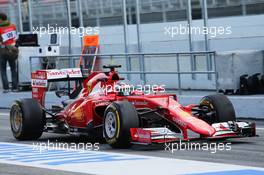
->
[199,94,236,124]
[10,99,45,140]
[103,101,139,148]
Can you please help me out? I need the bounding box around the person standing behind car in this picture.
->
[0,13,19,93]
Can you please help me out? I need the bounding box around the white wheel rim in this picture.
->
[105,112,117,138]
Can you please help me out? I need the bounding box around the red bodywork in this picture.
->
[31,67,256,144]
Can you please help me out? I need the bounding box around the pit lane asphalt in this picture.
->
[0,109,264,175]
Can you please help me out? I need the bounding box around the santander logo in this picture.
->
[66,69,81,76]
[47,68,82,79]
[48,71,66,77]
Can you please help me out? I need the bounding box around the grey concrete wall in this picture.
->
[216,50,264,90]
[37,14,264,53]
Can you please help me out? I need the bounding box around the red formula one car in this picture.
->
[10,65,256,148]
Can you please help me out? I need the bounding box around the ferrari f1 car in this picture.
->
[10,65,256,148]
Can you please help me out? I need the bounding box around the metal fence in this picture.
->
[29,51,217,94]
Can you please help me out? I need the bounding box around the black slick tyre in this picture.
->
[103,101,139,148]
[10,98,44,140]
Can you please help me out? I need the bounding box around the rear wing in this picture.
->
[31,68,84,87]
[31,68,84,106]
[45,68,84,82]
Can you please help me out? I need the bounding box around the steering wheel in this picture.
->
[103,65,121,71]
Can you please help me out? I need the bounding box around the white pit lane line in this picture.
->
[0,142,264,175]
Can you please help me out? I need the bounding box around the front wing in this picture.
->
[130,121,256,145]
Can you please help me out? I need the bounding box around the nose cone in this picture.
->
[187,117,216,136]
[172,109,216,136]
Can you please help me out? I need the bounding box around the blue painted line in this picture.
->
[0,146,34,152]
[0,155,11,159]
[0,148,41,154]
[6,151,86,161]
[0,145,19,149]
[12,153,105,162]
[2,143,27,146]
[0,143,83,156]
[46,155,146,165]
[0,146,30,150]
[6,149,64,155]
[0,143,19,147]
[186,170,264,175]
[0,151,33,157]
[0,148,63,155]
[0,142,147,166]
[0,147,30,151]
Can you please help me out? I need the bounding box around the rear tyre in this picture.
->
[103,101,139,148]
[10,98,45,140]
[199,94,236,124]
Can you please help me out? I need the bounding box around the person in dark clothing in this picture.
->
[0,13,18,93]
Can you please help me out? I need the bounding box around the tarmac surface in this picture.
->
[0,108,264,174]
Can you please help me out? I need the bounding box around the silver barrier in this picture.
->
[29,51,217,94]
